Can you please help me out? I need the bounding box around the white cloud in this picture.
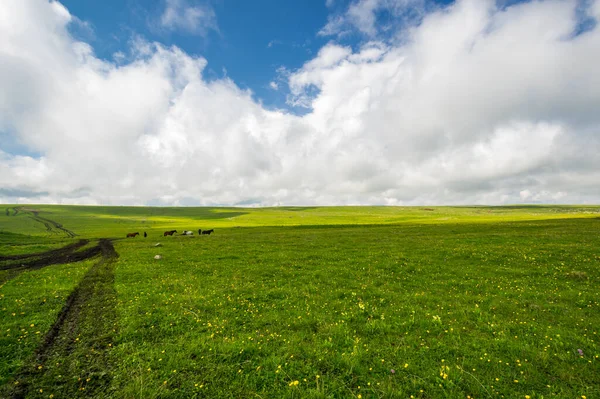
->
[319,15,349,37]
[159,0,218,36]
[592,0,600,18]
[49,0,70,22]
[320,0,426,37]
[1,0,600,206]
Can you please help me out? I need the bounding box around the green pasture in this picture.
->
[2,204,600,239]
[0,205,599,398]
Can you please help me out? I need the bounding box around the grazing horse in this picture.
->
[127,232,140,238]
[144,232,147,238]
[182,230,193,236]
[202,229,214,235]
[163,230,177,236]
[198,229,202,235]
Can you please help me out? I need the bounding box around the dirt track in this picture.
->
[0,239,94,287]
[37,239,118,359]
[0,239,89,261]
[1,213,119,398]
[5,239,119,399]
[0,240,103,271]
[5,207,77,237]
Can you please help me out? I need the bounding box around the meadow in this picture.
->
[0,205,599,398]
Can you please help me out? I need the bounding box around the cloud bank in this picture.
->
[1,0,600,206]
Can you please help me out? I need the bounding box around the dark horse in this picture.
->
[202,229,214,235]
[127,232,140,238]
[164,230,177,236]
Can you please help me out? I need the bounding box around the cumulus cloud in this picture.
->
[1,0,600,206]
[159,0,218,36]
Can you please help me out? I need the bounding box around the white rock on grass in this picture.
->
[154,255,162,260]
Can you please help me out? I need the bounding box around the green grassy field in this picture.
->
[0,205,599,398]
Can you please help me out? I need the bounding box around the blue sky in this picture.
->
[60,0,334,109]
[1,0,600,206]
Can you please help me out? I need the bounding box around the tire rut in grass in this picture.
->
[2,239,119,399]
[0,240,93,287]
[0,240,100,273]
[27,215,53,233]
[9,207,77,238]
[0,239,89,262]
[33,213,77,238]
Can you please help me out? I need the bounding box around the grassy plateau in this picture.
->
[0,205,599,398]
